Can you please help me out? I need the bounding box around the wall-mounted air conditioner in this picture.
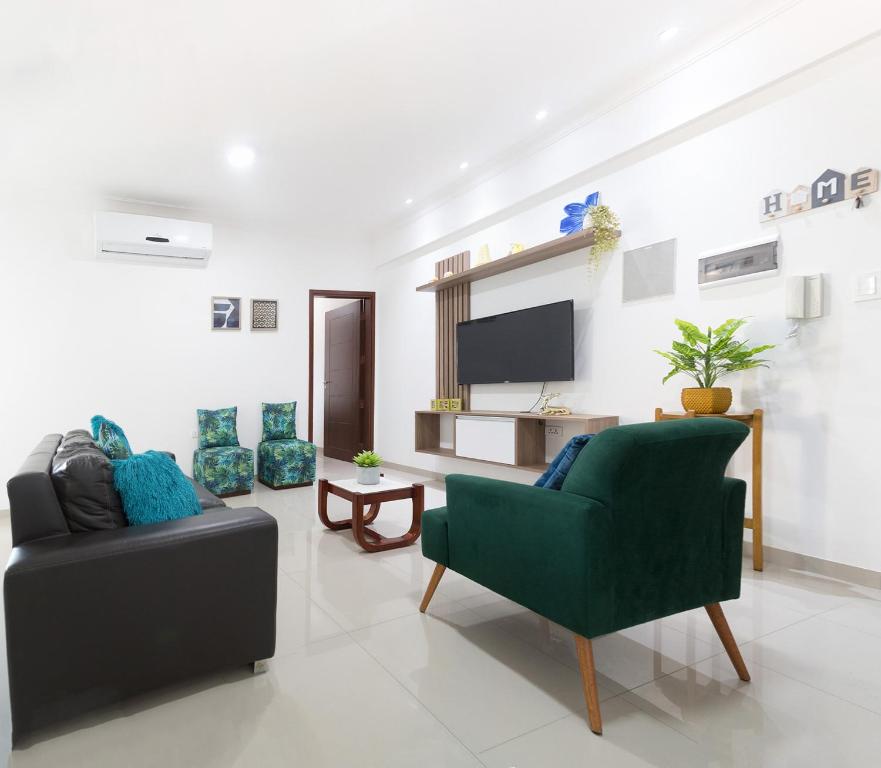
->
[95,212,212,264]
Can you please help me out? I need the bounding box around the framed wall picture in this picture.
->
[251,299,278,330]
[211,296,241,330]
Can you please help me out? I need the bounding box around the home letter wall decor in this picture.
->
[760,165,877,221]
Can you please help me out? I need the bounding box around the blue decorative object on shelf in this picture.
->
[559,191,600,235]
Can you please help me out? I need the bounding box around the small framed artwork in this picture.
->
[251,299,278,330]
[212,296,241,330]
[448,398,462,411]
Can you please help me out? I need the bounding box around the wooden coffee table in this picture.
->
[317,476,424,553]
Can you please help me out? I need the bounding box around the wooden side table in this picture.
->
[317,476,424,553]
[654,408,764,571]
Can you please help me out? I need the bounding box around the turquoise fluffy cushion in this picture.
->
[91,415,133,460]
[111,451,202,526]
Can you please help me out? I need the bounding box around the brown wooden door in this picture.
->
[323,300,363,461]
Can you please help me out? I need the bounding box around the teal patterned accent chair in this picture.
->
[192,407,254,497]
[257,402,317,490]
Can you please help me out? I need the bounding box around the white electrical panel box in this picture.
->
[785,274,823,319]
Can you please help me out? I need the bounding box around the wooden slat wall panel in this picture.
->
[434,251,470,411]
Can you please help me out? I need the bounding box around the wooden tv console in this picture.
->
[414,410,618,472]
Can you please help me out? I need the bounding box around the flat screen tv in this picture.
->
[456,300,575,385]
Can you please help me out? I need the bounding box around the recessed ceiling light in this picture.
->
[658,26,679,42]
[405,198,413,205]
[226,145,256,169]
[459,161,469,170]
[535,109,548,121]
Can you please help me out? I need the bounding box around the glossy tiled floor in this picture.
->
[2,457,881,766]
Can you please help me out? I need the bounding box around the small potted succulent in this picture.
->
[353,450,383,485]
[655,318,774,414]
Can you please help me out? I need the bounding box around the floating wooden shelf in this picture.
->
[415,410,619,472]
[415,228,616,292]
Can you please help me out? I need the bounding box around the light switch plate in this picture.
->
[855,270,881,302]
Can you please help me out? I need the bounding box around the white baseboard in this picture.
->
[757,544,881,590]
[385,459,881,590]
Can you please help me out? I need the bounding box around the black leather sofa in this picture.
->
[4,434,278,744]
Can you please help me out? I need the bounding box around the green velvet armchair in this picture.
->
[419,418,752,735]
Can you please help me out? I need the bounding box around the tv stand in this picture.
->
[414,410,618,472]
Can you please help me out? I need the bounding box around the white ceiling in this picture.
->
[1,0,794,237]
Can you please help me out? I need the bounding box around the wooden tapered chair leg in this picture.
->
[705,603,751,682]
[419,564,446,613]
[575,636,603,735]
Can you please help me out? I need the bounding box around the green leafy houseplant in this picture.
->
[353,450,383,485]
[353,450,382,467]
[654,318,775,414]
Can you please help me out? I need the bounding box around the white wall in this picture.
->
[374,36,881,572]
[0,195,373,508]
[312,297,359,448]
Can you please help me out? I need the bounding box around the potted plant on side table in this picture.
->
[654,318,775,414]
[353,450,383,485]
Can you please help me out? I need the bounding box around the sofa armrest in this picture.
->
[444,474,613,637]
[5,506,272,575]
[720,476,747,597]
[4,507,277,740]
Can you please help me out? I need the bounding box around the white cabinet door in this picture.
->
[455,416,516,465]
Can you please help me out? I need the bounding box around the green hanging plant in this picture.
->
[587,205,620,271]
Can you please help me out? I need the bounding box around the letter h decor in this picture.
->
[435,251,470,411]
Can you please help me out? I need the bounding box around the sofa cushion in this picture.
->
[189,477,227,510]
[90,415,133,460]
[257,438,315,488]
[534,434,593,491]
[193,446,254,496]
[261,401,297,441]
[112,451,202,526]
[51,430,127,532]
[197,407,240,449]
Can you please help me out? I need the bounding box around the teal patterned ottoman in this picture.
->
[193,446,254,497]
[257,439,316,489]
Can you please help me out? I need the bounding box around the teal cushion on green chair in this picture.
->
[112,451,201,526]
[262,402,297,441]
[90,415,133,460]
[534,434,592,490]
[197,407,240,449]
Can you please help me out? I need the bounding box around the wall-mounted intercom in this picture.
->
[785,274,824,319]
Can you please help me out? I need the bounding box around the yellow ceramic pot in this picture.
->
[681,387,732,414]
